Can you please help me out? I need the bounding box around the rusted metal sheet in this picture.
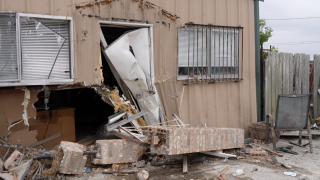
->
[148,127,244,155]
[92,140,145,165]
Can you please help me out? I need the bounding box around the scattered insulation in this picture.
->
[108,88,147,127]
[42,149,64,178]
[97,85,147,127]
[22,89,31,126]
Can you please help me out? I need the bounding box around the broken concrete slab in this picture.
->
[92,139,145,165]
[59,141,87,175]
[147,127,244,155]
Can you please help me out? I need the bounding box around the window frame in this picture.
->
[0,12,74,86]
[0,11,20,82]
[99,20,155,87]
[177,23,244,83]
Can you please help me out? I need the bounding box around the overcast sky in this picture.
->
[260,0,320,59]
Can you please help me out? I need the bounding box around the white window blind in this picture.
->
[0,13,18,81]
[20,17,70,80]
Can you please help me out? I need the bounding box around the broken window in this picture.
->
[0,13,18,81]
[0,12,73,85]
[177,24,243,82]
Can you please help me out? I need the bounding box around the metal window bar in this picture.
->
[177,23,244,84]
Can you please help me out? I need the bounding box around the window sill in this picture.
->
[177,75,240,80]
[0,79,75,87]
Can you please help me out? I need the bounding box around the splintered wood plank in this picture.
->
[271,52,278,118]
[314,55,320,118]
[302,54,310,94]
[282,53,290,94]
[294,53,302,94]
[265,54,272,116]
[288,53,294,94]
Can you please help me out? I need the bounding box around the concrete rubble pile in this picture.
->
[0,113,250,180]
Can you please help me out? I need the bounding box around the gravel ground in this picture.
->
[66,136,320,180]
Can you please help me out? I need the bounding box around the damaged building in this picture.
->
[0,0,256,148]
[0,0,258,178]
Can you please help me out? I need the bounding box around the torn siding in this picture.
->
[21,89,31,126]
[0,91,38,149]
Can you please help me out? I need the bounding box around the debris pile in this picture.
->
[0,106,248,179]
[1,117,312,179]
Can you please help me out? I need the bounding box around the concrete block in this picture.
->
[59,141,87,175]
[92,140,145,165]
[4,150,23,170]
[250,150,267,157]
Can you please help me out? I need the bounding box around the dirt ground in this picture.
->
[65,136,320,180]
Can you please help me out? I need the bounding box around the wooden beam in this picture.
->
[251,143,283,157]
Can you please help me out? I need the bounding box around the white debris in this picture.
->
[284,172,297,177]
[235,169,245,176]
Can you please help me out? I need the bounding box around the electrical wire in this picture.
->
[264,17,320,20]
[265,40,320,46]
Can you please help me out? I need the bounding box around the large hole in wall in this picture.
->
[0,25,148,151]
[32,88,116,144]
[27,26,145,146]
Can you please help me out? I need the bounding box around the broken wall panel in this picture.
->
[0,91,38,127]
[148,127,244,155]
[29,108,76,146]
[104,28,162,125]
[0,91,38,147]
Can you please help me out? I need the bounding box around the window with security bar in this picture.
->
[0,12,74,86]
[177,24,243,83]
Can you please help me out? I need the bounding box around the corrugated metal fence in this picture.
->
[264,52,310,120]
